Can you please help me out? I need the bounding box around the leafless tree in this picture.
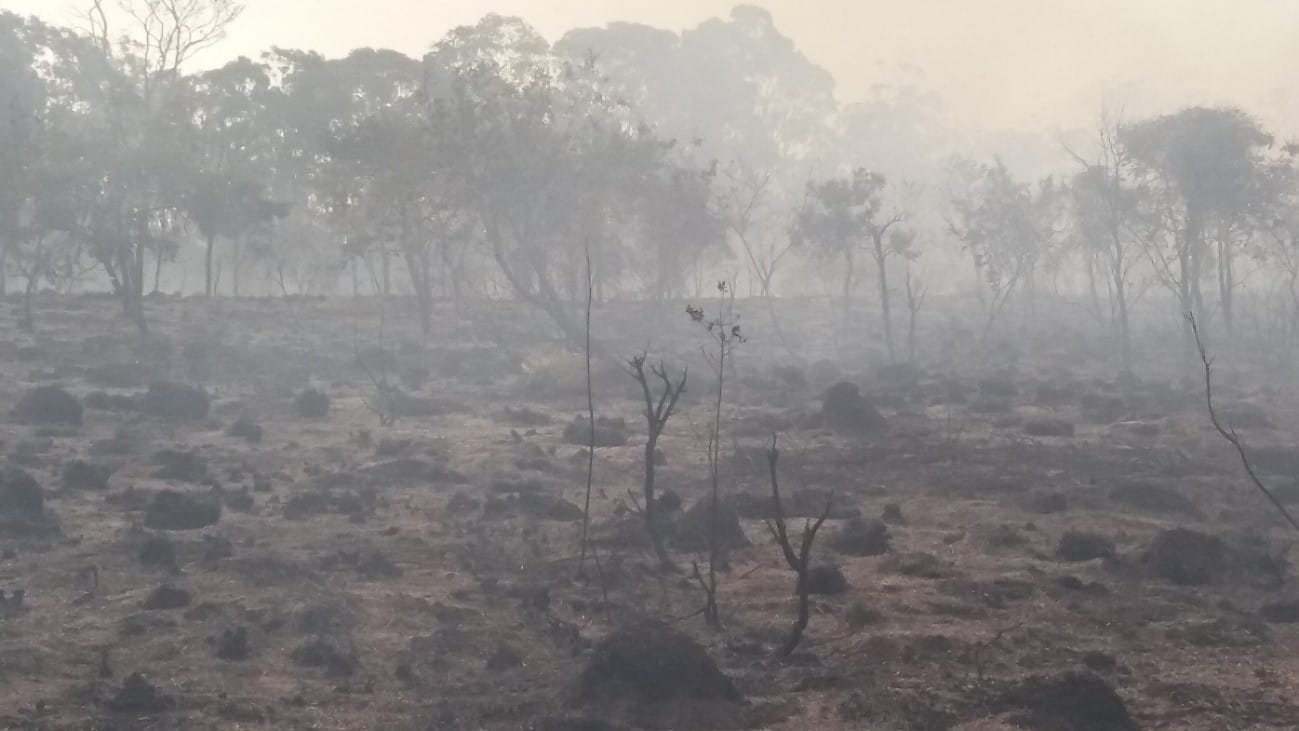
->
[628,353,687,571]
[764,434,832,657]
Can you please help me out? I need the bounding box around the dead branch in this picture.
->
[1189,312,1299,534]
[765,433,833,658]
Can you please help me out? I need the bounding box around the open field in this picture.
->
[1,293,1299,730]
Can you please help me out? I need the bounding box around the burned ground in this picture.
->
[1,294,1298,730]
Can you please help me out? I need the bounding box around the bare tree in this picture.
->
[764,434,832,657]
[628,353,687,571]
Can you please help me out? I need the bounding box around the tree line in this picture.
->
[3,3,1299,375]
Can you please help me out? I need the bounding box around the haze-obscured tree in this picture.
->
[1066,117,1144,373]
[557,5,838,169]
[185,57,286,296]
[1121,106,1272,351]
[793,168,906,358]
[946,160,1061,343]
[75,0,244,328]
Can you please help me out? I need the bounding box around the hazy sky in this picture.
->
[5,0,1299,134]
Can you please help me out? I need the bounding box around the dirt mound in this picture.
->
[829,518,891,556]
[821,382,887,434]
[0,467,56,535]
[63,459,113,491]
[1024,418,1075,437]
[669,498,750,552]
[13,385,82,426]
[484,493,584,522]
[295,388,331,419]
[1109,482,1199,517]
[141,381,210,421]
[1259,600,1299,624]
[1056,531,1115,562]
[84,391,138,411]
[1004,671,1138,730]
[138,536,178,571]
[806,564,849,595]
[152,449,210,483]
[291,637,358,677]
[563,416,628,447]
[227,417,264,443]
[142,584,192,610]
[107,672,174,714]
[86,362,147,388]
[284,473,378,521]
[733,487,857,520]
[1144,528,1224,585]
[144,489,222,531]
[577,622,741,705]
[215,626,252,661]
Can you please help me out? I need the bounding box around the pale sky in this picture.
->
[5,0,1299,135]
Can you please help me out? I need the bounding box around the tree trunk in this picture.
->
[778,572,812,658]
[643,430,672,568]
[872,236,895,362]
[1218,236,1234,336]
[205,232,216,297]
[1178,219,1197,359]
[232,237,242,296]
[21,265,40,332]
[127,233,147,333]
[1112,249,1131,375]
[152,247,164,295]
[841,248,855,331]
[381,247,391,298]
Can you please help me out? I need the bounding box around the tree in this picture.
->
[185,57,287,296]
[628,353,687,570]
[77,0,245,328]
[793,168,907,359]
[1122,107,1272,351]
[1066,117,1145,373]
[557,6,838,169]
[426,16,714,347]
[946,160,1061,343]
